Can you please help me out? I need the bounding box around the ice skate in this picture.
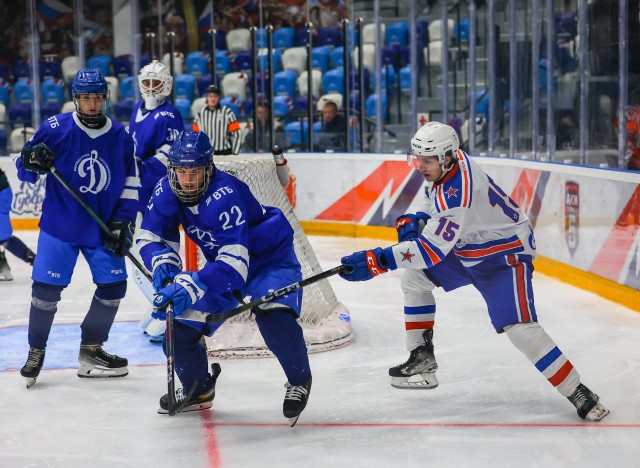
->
[77,344,128,378]
[158,363,221,414]
[20,347,45,388]
[568,383,610,421]
[283,377,312,427]
[26,249,36,266]
[389,329,438,389]
[0,250,12,281]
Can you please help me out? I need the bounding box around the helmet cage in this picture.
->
[168,162,215,205]
[167,131,215,205]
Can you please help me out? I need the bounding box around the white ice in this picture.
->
[1,232,639,468]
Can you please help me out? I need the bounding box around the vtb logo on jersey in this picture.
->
[186,225,218,250]
[564,181,579,256]
[75,150,111,194]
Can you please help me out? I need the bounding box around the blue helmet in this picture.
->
[167,131,216,205]
[71,68,110,126]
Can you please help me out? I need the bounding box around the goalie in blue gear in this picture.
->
[15,68,138,388]
[136,131,312,425]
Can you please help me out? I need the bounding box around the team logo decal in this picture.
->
[564,181,579,256]
[401,249,415,262]
[186,225,218,250]
[75,150,111,194]
[446,187,458,198]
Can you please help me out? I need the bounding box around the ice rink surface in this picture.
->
[1,232,639,468]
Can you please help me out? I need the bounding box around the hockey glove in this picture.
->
[339,247,397,282]
[151,247,183,291]
[396,211,430,242]
[153,272,208,319]
[21,143,55,174]
[105,220,135,257]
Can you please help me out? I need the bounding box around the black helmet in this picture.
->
[206,84,221,95]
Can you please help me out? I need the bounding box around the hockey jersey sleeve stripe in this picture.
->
[218,244,249,262]
[121,188,139,200]
[217,254,248,281]
[125,176,141,187]
[454,237,524,259]
[417,237,445,266]
[136,228,181,256]
[458,150,472,208]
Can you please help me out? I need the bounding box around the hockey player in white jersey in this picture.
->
[137,131,312,425]
[339,122,609,422]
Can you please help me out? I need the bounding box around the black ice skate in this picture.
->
[389,329,438,389]
[0,250,12,281]
[20,347,45,388]
[158,363,222,414]
[78,344,128,378]
[283,377,312,427]
[568,383,610,421]
[26,249,36,266]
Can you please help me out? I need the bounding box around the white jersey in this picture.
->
[388,150,536,269]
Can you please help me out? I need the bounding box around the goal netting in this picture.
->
[185,154,353,358]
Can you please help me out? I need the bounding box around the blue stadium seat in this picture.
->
[9,103,32,123]
[348,91,360,113]
[40,102,60,120]
[385,22,409,46]
[205,30,228,51]
[174,74,196,102]
[312,120,322,136]
[255,28,268,48]
[293,95,314,113]
[174,98,192,124]
[86,55,112,77]
[372,66,397,93]
[349,69,371,97]
[41,78,66,106]
[330,47,351,69]
[318,26,342,48]
[474,90,489,116]
[381,45,400,67]
[186,51,210,77]
[399,66,412,93]
[312,46,331,74]
[0,61,9,81]
[197,74,215,97]
[235,51,252,73]
[455,18,470,43]
[273,70,297,99]
[215,51,233,76]
[220,96,241,117]
[273,27,295,50]
[113,55,133,79]
[254,72,270,99]
[400,45,424,69]
[120,76,135,100]
[365,93,388,120]
[273,95,293,117]
[322,68,345,95]
[14,79,34,103]
[258,49,281,74]
[416,20,430,45]
[243,98,253,117]
[39,60,61,81]
[0,80,10,106]
[0,129,7,152]
[295,27,318,47]
[12,60,30,80]
[139,53,151,69]
[285,121,308,147]
[114,99,135,121]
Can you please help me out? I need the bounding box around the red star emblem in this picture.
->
[401,249,415,262]
[446,187,459,198]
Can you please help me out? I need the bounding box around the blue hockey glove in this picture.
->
[104,220,135,257]
[395,211,430,242]
[339,247,397,282]
[153,272,208,319]
[21,143,55,174]
[151,247,183,291]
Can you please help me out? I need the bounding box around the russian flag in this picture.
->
[37,0,73,24]
[198,3,213,36]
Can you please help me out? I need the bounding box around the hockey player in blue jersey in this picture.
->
[136,131,312,425]
[339,122,609,422]
[128,60,184,340]
[0,167,36,281]
[16,69,139,388]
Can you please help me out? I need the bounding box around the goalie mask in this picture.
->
[407,121,460,180]
[167,131,215,205]
[138,60,173,110]
[72,68,110,128]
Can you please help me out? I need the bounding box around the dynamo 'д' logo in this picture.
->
[76,150,111,194]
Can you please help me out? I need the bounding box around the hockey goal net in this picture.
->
[184,154,353,358]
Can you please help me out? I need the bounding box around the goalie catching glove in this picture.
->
[153,272,208,318]
[104,220,135,257]
[396,211,430,242]
[339,247,397,282]
[151,247,183,291]
[21,143,55,174]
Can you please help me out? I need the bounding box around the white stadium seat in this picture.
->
[282,47,308,74]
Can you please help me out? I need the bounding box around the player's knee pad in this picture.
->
[31,281,64,311]
[504,322,550,362]
[401,269,436,306]
[95,281,127,307]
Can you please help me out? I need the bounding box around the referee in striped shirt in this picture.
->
[192,85,241,155]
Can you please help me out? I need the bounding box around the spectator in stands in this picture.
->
[242,102,289,153]
[193,85,241,155]
[315,101,346,152]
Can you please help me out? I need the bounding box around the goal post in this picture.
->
[184,154,353,358]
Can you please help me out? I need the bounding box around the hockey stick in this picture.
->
[201,264,351,329]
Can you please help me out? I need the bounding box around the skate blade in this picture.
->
[391,373,439,390]
[157,401,213,415]
[288,415,301,427]
[0,275,13,281]
[77,364,128,378]
[584,403,610,422]
[25,377,37,389]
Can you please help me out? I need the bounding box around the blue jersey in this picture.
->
[128,100,184,208]
[137,170,295,295]
[16,113,139,247]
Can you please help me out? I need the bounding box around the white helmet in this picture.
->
[138,60,173,110]
[407,121,459,178]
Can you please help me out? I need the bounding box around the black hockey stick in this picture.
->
[49,167,152,282]
[201,265,351,329]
